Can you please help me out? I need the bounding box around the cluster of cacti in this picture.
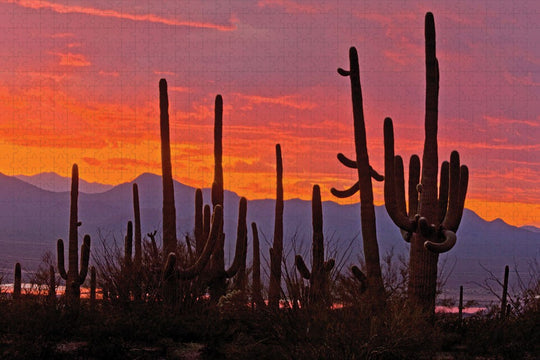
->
[295,185,335,309]
[383,13,469,314]
[268,144,284,309]
[57,164,91,308]
[331,46,386,309]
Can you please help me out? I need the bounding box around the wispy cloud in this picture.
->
[53,52,91,67]
[257,0,332,14]
[236,93,317,110]
[5,0,237,31]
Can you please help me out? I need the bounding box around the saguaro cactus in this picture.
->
[383,13,469,313]
[251,222,264,309]
[163,204,223,282]
[295,185,335,308]
[268,144,284,309]
[48,265,56,301]
[206,95,248,301]
[13,262,21,300]
[57,164,91,306]
[332,46,386,308]
[133,183,142,268]
[500,265,509,319]
[160,79,177,257]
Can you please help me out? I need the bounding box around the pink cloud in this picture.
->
[5,0,237,31]
[53,52,91,67]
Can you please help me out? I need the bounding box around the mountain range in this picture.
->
[0,172,538,305]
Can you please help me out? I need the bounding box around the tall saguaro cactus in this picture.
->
[160,79,177,257]
[332,47,386,308]
[383,13,469,313]
[13,262,21,300]
[295,185,335,308]
[132,183,142,268]
[268,144,284,309]
[206,95,248,301]
[57,164,91,306]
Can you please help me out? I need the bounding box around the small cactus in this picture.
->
[500,265,509,319]
[13,262,21,300]
[57,164,91,307]
[251,222,264,309]
[295,185,335,308]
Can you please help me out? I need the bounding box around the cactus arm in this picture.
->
[408,155,421,218]
[424,229,456,253]
[384,117,415,232]
[394,155,408,223]
[337,154,384,181]
[194,188,204,256]
[351,266,368,293]
[57,239,68,280]
[224,198,248,277]
[78,235,90,284]
[185,235,194,263]
[442,152,469,232]
[163,252,177,281]
[295,255,311,280]
[324,259,335,272]
[437,161,449,223]
[330,182,359,198]
[179,205,223,280]
[203,204,211,240]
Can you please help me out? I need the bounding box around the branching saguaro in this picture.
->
[383,13,469,314]
[57,164,91,308]
[207,95,248,301]
[295,185,335,309]
[332,47,386,309]
[268,144,284,310]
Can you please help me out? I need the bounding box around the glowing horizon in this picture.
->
[0,1,538,227]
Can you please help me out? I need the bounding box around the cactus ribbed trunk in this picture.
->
[133,183,142,267]
[13,262,21,300]
[209,95,227,301]
[160,79,177,257]
[295,185,335,309]
[57,164,91,309]
[383,13,469,315]
[332,47,386,310]
[251,222,264,309]
[269,144,284,310]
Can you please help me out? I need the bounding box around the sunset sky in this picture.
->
[0,1,538,227]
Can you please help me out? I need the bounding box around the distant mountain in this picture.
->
[15,172,113,193]
[520,225,540,233]
[0,172,538,305]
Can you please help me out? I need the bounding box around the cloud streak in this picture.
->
[4,0,237,31]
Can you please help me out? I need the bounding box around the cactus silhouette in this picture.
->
[295,185,335,308]
[159,79,177,257]
[383,13,469,313]
[13,262,21,300]
[251,222,264,309]
[132,183,143,300]
[57,164,91,307]
[124,221,133,268]
[268,144,284,310]
[500,265,509,319]
[206,95,248,301]
[163,204,223,282]
[332,46,386,308]
[159,80,225,303]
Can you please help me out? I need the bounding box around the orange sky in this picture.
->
[0,1,538,227]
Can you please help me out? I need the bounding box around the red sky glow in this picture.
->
[0,0,538,227]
